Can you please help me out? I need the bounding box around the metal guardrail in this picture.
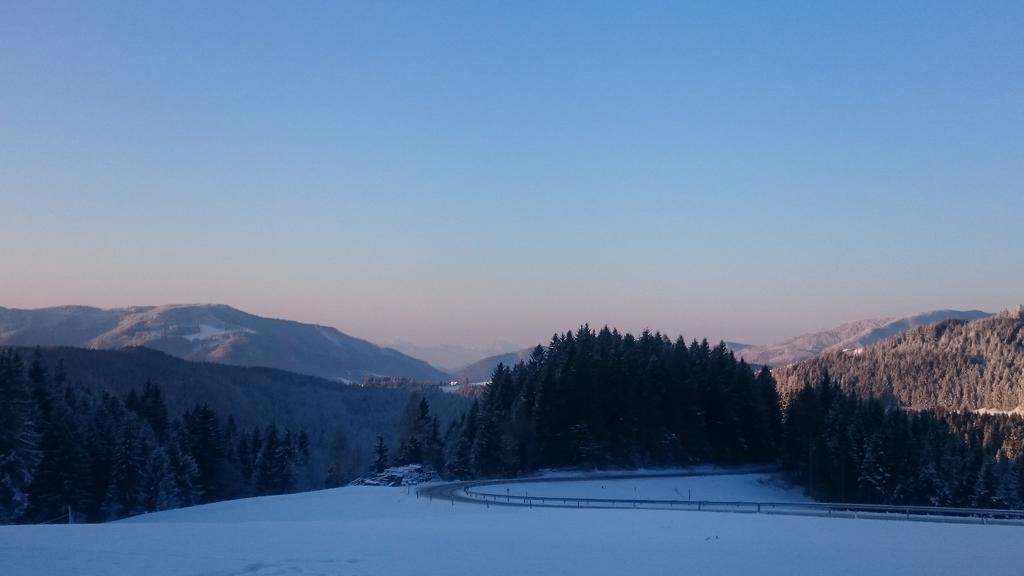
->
[460,486,1024,525]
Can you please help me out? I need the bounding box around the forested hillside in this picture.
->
[781,374,1024,509]
[773,307,1024,412]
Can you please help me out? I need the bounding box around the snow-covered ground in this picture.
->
[479,472,809,502]
[2,474,1021,576]
[183,324,241,341]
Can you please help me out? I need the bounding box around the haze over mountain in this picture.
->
[0,304,448,383]
[773,306,1024,412]
[387,339,524,373]
[451,347,537,383]
[727,309,992,367]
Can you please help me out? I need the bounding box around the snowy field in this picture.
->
[479,472,810,502]
[2,474,1022,576]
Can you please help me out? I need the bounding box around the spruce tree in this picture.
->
[372,435,388,473]
[0,350,39,523]
[104,420,147,519]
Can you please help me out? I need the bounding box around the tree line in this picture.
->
[382,326,781,478]
[0,348,310,524]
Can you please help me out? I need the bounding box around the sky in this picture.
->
[1,1,1022,349]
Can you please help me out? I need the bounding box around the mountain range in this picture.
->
[726,309,992,367]
[0,304,998,387]
[0,304,448,383]
[773,306,1024,412]
[387,339,525,373]
[452,347,537,383]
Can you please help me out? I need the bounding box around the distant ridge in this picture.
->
[728,309,992,367]
[0,304,448,382]
[451,347,537,383]
[772,306,1024,412]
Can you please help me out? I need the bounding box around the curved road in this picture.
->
[418,469,1024,525]
[418,467,778,508]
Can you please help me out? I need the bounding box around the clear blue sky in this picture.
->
[2,1,1022,348]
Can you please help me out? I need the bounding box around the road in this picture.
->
[418,466,779,508]
[417,469,1024,525]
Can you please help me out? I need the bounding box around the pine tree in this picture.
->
[23,399,87,523]
[183,404,223,502]
[167,427,202,507]
[138,381,169,440]
[395,396,442,468]
[372,435,388,474]
[141,445,176,513]
[254,425,294,495]
[0,350,39,522]
[447,404,477,479]
[104,419,147,519]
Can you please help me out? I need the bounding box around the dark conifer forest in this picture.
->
[781,374,1024,508]
[0,348,310,523]
[437,327,781,478]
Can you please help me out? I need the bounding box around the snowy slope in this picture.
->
[3,474,1021,576]
[0,304,448,382]
[729,309,991,367]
